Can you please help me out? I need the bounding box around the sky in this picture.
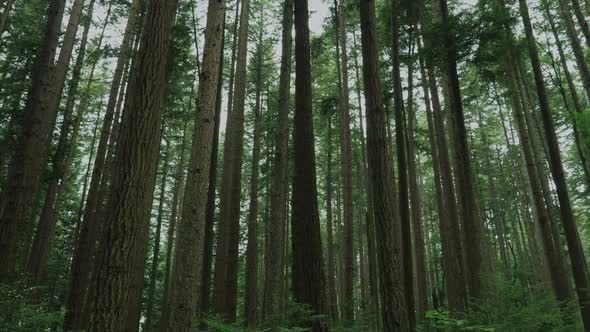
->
[309,1,331,34]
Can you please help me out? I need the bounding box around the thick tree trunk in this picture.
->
[359,0,408,329]
[64,1,141,329]
[0,0,64,281]
[291,1,328,331]
[517,0,590,326]
[212,0,251,321]
[87,0,178,329]
[436,0,490,299]
[167,0,225,330]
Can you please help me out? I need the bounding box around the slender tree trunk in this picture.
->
[0,0,65,281]
[244,28,265,325]
[390,3,415,328]
[0,0,13,37]
[26,0,102,283]
[334,0,355,321]
[145,150,170,331]
[212,0,251,321]
[556,0,590,103]
[291,1,328,331]
[352,29,380,322]
[359,1,408,329]
[199,11,226,321]
[263,0,293,321]
[325,116,338,321]
[518,0,590,327]
[167,0,225,330]
[544,4,590,188]
[406,33,428,320]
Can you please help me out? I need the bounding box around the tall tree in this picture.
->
[167,0,225,329]
[359,0,408,329]
[64,1,141,328]
[518,0,590,327]
[335,0,355,321]
[212,0,251,321]
[291,0,328,330]
[390,1,415,328]
[262,0,293,320]
[87,0,178,328]
[0,0,66,280]
[244,16,265,324]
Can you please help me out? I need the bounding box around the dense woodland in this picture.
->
[0,0,589,330]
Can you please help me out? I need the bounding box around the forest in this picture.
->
[0,0,590,330]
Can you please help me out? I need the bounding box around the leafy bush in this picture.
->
[423,275,580,331]
[0,280,62,331]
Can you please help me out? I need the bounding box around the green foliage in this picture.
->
[423,276,579,331]
[0,281,62,331]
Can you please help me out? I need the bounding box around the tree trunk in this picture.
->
[145,150,170,331]
[359,0,408,329]
[291,1,328,331]
[159,122,188,331]
[334,0,355,322]
[64,1,141,328]
[406,32,428,321]
[390,2,415,328]
[435,0,490,299]
[325,116,338,321]
[420,31,468,314]
[199,10,226,321]
[0,0,14,37]
[167,0,225,330]
[212,0,251,321]
[26,0,102,283]
[262,0,293,317]
[517,0,590,326]
[556,0,590,103]
[244,26,265,325]
[87,0,178,329]
[0,0,64,281]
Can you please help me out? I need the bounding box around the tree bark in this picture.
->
[64,1,141,328]
[244,25,265,325]
[87,0,178,329]
[359,0,408,329]
[167,0,225,330]
[517,0,590,327]
[212,0,251,321]
[435,0,490,299]
[26,0,102,283]
[145,149,170,331]
[291,1,328,331]
[0,0,64,281]
[334,0,355,322]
